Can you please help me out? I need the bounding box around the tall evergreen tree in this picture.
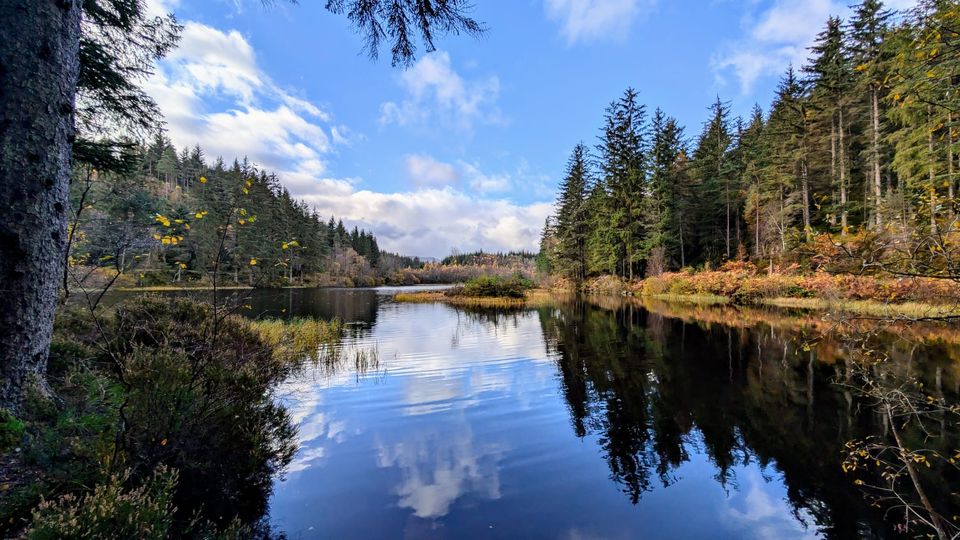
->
[691,97,735,261]
[645,109,687,269]
[554,144,591,282]
[849,0,894,227]
[806,17,853,234]
[598,88,648,279]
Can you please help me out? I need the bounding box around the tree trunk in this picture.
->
[839,108,849,234]
[830,118,837,227]
[679,220,685,268]
[0,1,82,410]
[872,87,883,227]
[801,155,811,240]
[948,113,954,216]
[929,105,938,233]
[725,178,731,259]
[755,180,760,259]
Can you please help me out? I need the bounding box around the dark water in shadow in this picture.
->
[116,288,960,539]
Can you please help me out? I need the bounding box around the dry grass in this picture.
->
[248,317,344,363]
[761,297,960,319]
[646,293,730,306]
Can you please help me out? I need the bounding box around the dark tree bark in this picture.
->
[0,1,82,410]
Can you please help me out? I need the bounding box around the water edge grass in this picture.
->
[248,317,345,364]
[394,289,556,308]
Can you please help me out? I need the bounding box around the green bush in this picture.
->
[11,296,302,537]
[453,274,534,298]
[0,410,25,451]
[107,297,297,527]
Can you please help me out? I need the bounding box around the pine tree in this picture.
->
[691,97,735,261]
[554,144,591,282]
[849,0,895,227]
[739,106,771,259]
[645,109,687,269]
[598,88,648,279]
[887,1,960,233]
[806,17,853,234]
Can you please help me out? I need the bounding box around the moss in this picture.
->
[0,411,25,452]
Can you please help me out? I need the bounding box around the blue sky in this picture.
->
[145,0,915,257]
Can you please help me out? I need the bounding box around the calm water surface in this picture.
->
[189,287,956,539]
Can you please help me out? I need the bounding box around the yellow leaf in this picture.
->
[249,258,258,266]
[199,176,207,184]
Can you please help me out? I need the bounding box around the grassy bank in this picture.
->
[574,262,960,318]
[759,297,960,319]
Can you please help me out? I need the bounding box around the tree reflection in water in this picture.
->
[534,297,960,539]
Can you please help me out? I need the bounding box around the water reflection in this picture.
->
[267,290,960,539]
[376,417,505,519]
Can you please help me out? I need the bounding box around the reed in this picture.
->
[248,317,344,364]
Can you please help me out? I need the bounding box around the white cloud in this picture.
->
[144,0,179,18]
[402,154,527,196]
[146,22,340,184]
[544,0,656,44]
[296,180,553,257]
[380,52,501,132]
[711,0,919,94]
[460,162,512,194]
[405,154,460,186]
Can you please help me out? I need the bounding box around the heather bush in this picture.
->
[23,467,178,540]
[106,297,297,528]
[7,296,307,537]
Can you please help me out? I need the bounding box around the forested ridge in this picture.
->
[69,136,386,289]
[540,1,960,285]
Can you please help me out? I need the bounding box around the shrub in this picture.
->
[23,466,177,540]
[454,274,534,298]
[13,297,306,537]
[106,297,297,527]
[585,275,627,295]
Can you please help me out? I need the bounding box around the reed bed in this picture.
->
[249,317,344,364]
